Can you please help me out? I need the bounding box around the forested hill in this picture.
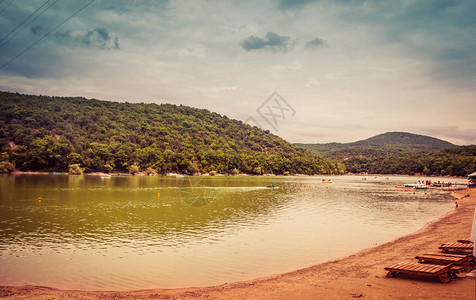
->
[295,132,457,156]
[296,132,475,176]
[0,91,343,175]
[355,132,456,150]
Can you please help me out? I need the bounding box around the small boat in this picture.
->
[52,172,61,175]
[414,186,428,190]
[395,185,414,189]
[265,185,279,189]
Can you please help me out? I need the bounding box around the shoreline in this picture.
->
[1,189,475,299]
[7,171,470,179]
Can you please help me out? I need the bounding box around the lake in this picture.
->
[0,174,466,290]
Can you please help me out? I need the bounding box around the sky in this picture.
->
[0,0,475,145]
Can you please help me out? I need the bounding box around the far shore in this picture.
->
[6,170,471,179]
[1,187,475,299]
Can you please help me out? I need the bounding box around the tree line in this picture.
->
[330,146,476,176]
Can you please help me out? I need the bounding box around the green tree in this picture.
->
[129,164,140,175]
[68,164,84,175]
[0,161,15,173]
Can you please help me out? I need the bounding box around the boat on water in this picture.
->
[395,184,429,190]
[395,185,414,189]
[414,186,428,190]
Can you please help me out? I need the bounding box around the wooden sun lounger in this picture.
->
[439,242,473,254]
[457,238,473,244]
[385,262,453,283]
[415,253,474,272]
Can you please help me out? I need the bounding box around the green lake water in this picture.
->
[0,174,466,290]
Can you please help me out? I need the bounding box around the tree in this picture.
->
[104,164,114,174]
[0,161,15,173]
[68,163,84,175]
[423,166,431,175]
[252,166,262,175]
[145,167,157,175]
[129,164,140,175]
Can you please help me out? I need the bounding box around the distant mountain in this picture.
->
[295,132,457,157]
[296,132,475,176]
[352,132,456,150]
[0,91,342,175]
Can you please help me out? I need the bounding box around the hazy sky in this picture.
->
[0,0,475,144]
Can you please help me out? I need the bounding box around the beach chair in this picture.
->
[457,238,473,244]
[384,262,453,283]
[415,253,474,273]
[439,242,473,254]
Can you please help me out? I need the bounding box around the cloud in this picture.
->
[30,26,119,50]
[305,37,327,48]
[327,0,476,84]
[240,32,295,52]
[278,0,318,10]
[98,0,169,13]
[175,46,206,58]
[29,25,44,36]
[82,28,120,50]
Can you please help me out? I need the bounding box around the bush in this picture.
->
[145,167,157,175]
[0,161,15,173]
[68,163,84,175]
[252,166,262,175]
[129,164,140,175]
[209,170,217,176]
[104,164,113,174]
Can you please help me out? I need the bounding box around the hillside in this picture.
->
[355,132,456,150]
[341,145,476,176]
[0,91,343,175]
[296,132,457,157]
[296,132,475,176]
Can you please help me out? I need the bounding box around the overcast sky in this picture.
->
[0,0,475,145]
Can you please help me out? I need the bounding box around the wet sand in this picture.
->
[1,188,475,299]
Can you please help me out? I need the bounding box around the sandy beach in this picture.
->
[1,188,475,299]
